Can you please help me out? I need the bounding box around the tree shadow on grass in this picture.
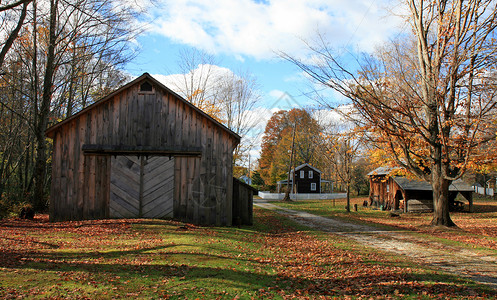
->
[2,248,495,298]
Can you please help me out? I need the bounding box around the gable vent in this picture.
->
[140,81,153,92]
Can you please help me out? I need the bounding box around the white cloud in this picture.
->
[268,89,286,99]
[151,64,234,97]
[146,0,403,60]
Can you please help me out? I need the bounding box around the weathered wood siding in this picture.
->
[232,178,254,226]
[49,78,238,225]
[109,156,175,218]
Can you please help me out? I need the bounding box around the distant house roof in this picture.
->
[393,176,474,192]
[293,163,322,174]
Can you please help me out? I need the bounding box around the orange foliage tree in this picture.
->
[259,109,323,188]
[283,0,497,226]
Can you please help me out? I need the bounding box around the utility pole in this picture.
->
[248,152,251,184]
[283,121,297,202]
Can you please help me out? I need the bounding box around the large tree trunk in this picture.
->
[32,0,57,211]
[430,167,455,227]
[346,182,350,212]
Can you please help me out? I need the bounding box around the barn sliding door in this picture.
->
[109,156,174,218]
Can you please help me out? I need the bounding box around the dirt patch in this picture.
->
[255,201,497,289]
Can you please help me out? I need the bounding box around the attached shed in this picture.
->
[46,73,244,226]
[368,167,474,213]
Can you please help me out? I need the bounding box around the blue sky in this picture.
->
[124,0,405,161]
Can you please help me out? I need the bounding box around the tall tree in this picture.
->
[282,0,497,226]
[32,0,58,210]
[214,70,260,165]
[321,125,363,212]
[259,109,322,187]
[167,49,261,166]
[170,48,224,120]
[0,0,140,209]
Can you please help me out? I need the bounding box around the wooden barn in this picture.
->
[46,73,251,226]
[368,166,474,212]
[277,163,322,194]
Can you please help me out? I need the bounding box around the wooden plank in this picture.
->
[95,155,102,219]
[106,98,113,145]
[143,94,152,146]
[49,130,61,221]
[199,118,209,224]
[66,121,75,220]
[72,118,80,220]
[168,95,176,146]
[142,156,174,218]
[110,183,140,213]
[153,92,161,146]
[77,115,86,220]
[213,129,221,226]
[87,156,96,219]
[143,167,174,193]
[98,155,110,218]
[160,91,169,145]
[81,144,201,156]
[180,157,188,218]
[109,156,141,218]
[112,95,119,145]
[185,157,194,222]
[175,100,183,148]
[182,104,190,148]
[192,157,200,223]
[118,92,125,144]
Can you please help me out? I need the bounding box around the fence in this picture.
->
[474,186,494,196]
[259,192,347,200]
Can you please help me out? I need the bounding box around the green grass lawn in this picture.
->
[0,207,496,299]
[274,196,497,253]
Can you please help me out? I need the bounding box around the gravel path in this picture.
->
[254,200,497,289]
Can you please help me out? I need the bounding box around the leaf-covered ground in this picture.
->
[275,196,497,251]
[0,207,496,299]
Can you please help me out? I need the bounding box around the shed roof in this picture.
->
[367,166,400,176]
[393,177,474,192]
[45,73,241,142]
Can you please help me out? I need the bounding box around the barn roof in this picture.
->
[393,177,474,192]
[45,73,241,142]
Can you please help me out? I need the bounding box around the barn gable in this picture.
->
[46,73,242,226]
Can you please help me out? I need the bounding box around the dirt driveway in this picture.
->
[255,200,497,289]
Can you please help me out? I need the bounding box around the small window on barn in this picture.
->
[309,170,313,179]
[140,81,153,92]
[311,183,316,191]
[300,170,304,178]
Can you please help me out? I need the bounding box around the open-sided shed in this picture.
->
[368,166,474,212]
[46,73,244,226]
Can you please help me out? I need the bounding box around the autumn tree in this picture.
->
[259,109,323,188]
[321,123,364,212]
[0,0,140,209]
[282,0,497,226]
